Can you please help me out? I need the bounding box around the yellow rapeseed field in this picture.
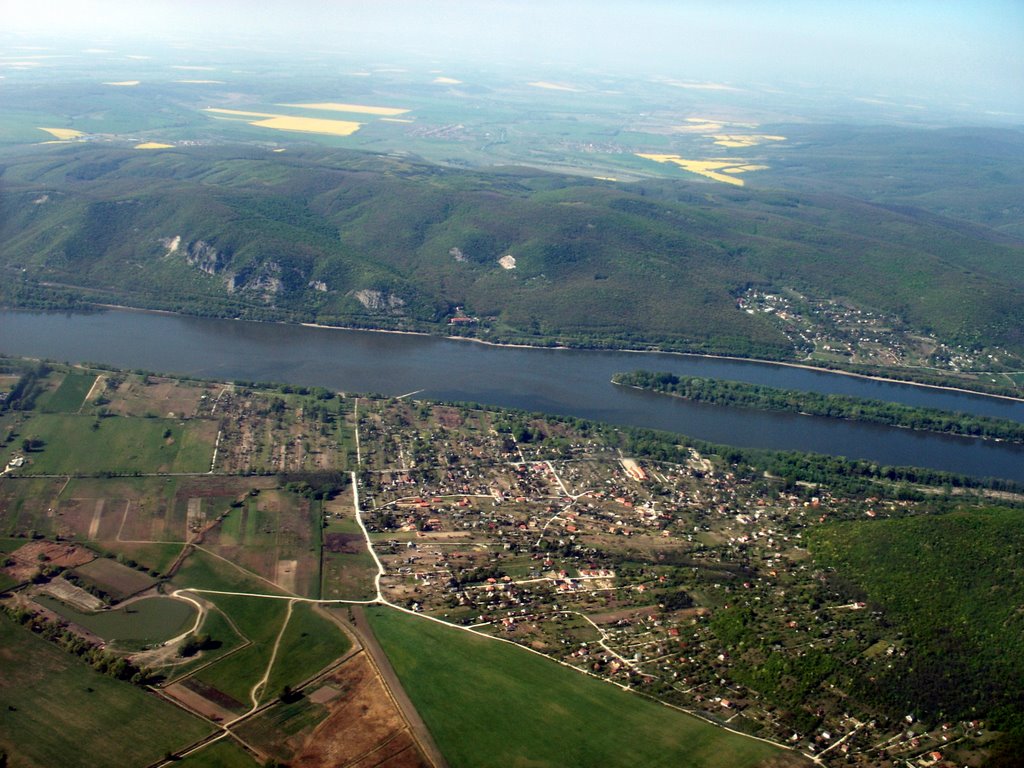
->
[279,102,410,116]
[202,108,363,136]
[134,142,174,149]
[636,153,770,186]
[249,116,361,136]
[38,127,84,140]
[709,134,786,148]
[103,80,140,86]
[432,77,462,84]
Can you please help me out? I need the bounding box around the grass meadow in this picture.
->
[38,372,96,413]
[263,602,351,696]
[12,414,215,474]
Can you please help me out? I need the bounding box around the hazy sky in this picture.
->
[4,0,1022,110]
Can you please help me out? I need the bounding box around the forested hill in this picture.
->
[2,142,1023,360]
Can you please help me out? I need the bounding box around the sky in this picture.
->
[3,0,1022,111]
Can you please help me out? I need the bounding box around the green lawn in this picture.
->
[367,607,785,768]
[0,614,212,767]
[11,414,214,474]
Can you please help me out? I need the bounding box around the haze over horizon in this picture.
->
[3,0,1022,119]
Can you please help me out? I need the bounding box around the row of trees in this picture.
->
[615,371,1024,443]
[3,606,154,685]
[0,363,51,413]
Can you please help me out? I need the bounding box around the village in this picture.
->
[351,398,986,768]
[737,288,1020,378]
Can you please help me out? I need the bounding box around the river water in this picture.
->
[2,309,1023,483]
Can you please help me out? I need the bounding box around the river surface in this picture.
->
[2,309,1023,483]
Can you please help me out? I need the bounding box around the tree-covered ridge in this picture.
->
[2,142,1023,375]
[613,371,1024,443]
[810,509,1024,739]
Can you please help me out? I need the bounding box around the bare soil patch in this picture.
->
[4,541,95,582]
[324,533,364,554]
[238,651,428,768]
[276,559,298,593]
[307,684,342,705]
[163,680,241,723]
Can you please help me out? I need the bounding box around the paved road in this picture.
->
[350,605,449,768]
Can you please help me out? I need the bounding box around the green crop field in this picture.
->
[232,695,332,762]
[74,556,157,598]
[0,614,212,767]
[38,372,97,413]
[185,592,290,707]
[97,542,185,575]
[367,606,787,768]
[9,414,215,475]
[174,547,284,594]
[263,602,351,696]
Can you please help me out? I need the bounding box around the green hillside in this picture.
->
[2,142,1022,360]
[810,508,1024,733]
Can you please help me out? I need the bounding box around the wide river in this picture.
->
[2,309,1023,483]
